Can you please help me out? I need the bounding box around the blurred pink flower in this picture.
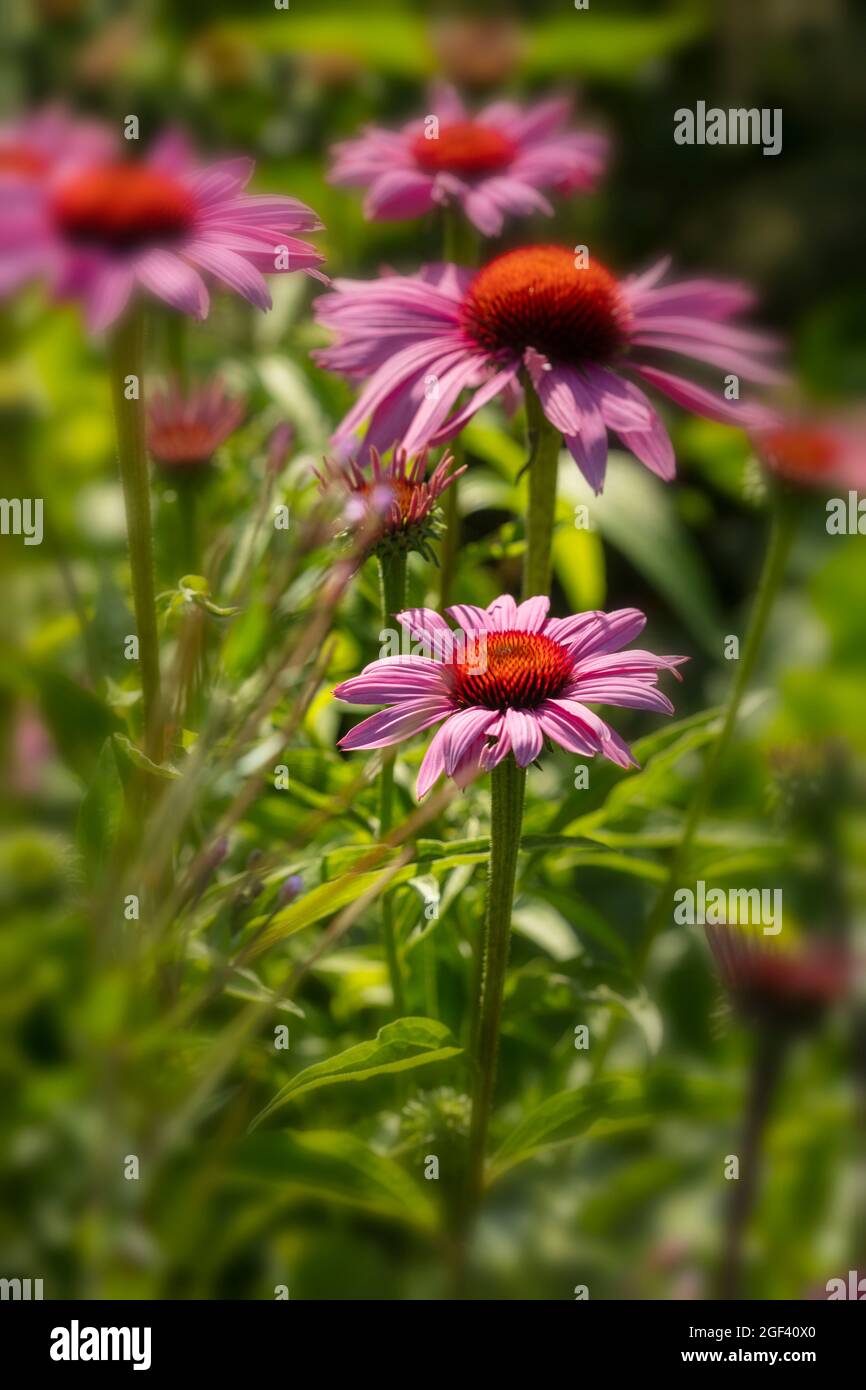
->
[2,128,325,331]
[0,105,116,295]
[315,445,464,560]
[328,85,607,235]
[147,378,245,471]
[753,414,866,490]
[334,593,685,797]
[315,246,783,493]
[706,923,851,1033]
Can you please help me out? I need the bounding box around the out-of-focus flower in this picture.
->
[265,421,295,476]
[8,703,55,796]
[0,106,116,294]
[334,594,685,797]
[278,874,303,905]
[753,413,866,490]
[315,446,464,562]
[75,15,142,86]
[147,379,245,473]
[429,18,524,89]
[328,85,607,236]
[706,922,851,1033]
[2,127,325,331]
[315,248,783,493]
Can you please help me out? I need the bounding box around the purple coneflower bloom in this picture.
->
[334,593,685,797]
[147,378,245,472]
[0,105,116,295]
[315,446,464,561]
[328,85,607,235]
[2,128,325,330]
[315,246,783,493]
[706,923,851,1033]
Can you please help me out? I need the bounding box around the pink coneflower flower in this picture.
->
[0,105,116,294]
[328,86,607,235]
[2,129,325,330]
[147,378,245,472]
[706,923,851,1033]
[315,446,464,562]
[753,414,866,490]
[334,593,686,797]
[315,247,783,493]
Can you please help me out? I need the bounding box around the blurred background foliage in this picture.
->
[1,0,865,1300]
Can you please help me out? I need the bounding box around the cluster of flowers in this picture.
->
[2,85,855,1056]
[0,92,858,815]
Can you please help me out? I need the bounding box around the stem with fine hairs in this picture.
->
[107,303,163,763]
[522,381,562,601]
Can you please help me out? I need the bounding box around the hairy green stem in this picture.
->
[107,304,163,763]
[522,383,562,601]
[466,755,526,1209]
[378,550,408,1014]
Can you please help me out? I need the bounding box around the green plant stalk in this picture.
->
[466,754,527,1208]
[522,382,562,601]
[718,1025,786,1299]
[165,309,189,392]
[640,493,800,963]
[378,549,408,1014]
[176,475,200,577]
[107,304,163,763]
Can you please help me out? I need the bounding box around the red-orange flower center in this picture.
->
[52,164,196,252]
[450,630,573,710]
[0,146,49,178]
[461,246,630,366]
[359,477,423,525]
[148,423,220,468]
[411,121,516,177]
[760,426,838,483]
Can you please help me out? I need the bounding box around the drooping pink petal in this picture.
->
[337,697,453,751]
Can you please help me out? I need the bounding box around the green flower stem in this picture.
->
[107,304,163,763]
[165,310,189,391]
[522,382,562,601]
[176,475,200,577]
[378,549,408,1014]
[718,1026,786,1299]
[640,493,800,964]
[467,754,527,1208]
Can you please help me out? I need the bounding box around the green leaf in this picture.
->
[76,738,124,877]
[552,523,606,612]
[490,1078,643,1182]
[112,733,181,780]
[251,1017,461,1127]
[234,1130,436,1230]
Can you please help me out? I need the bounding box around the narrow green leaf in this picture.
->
[235,1130,436,1230]
[251,1017,461,1127]
[490,1078,643,1181]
